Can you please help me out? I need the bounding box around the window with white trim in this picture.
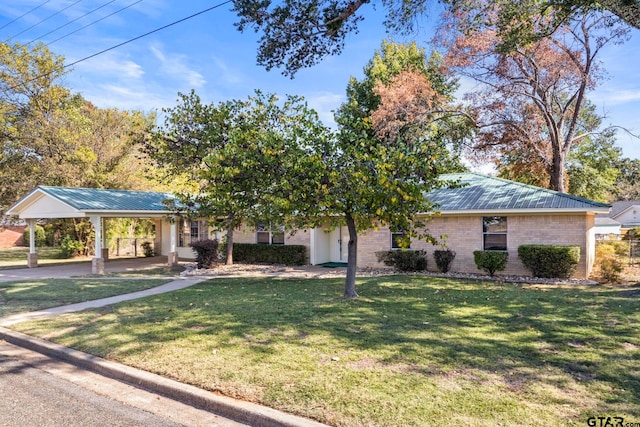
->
[179,220,209,247]
[483,216,507,251]
[256,221,285,245]
[391,227,409,249]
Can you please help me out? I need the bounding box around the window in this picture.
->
[391,227,409,249]
[483,216,507,251]
[256,221,285,245]
[179,220,209,247]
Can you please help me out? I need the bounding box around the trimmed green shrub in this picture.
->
[23,225,46,247]
[434,249,456,273]
[60,236,84,258]
[517,245,580,278]
[141,241,155,257]
[233,243,306,266]
[473,250,508,276]
[190,239,219,269]
[376,250,427,272]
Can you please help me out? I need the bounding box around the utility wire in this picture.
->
[0,0,51,32]
[26,0,117,46]
[64,0,232,69]
[47,0,143,46]
[11,0,84,39]
[8,0,233,92]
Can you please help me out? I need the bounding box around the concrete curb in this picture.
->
[0,327,328,427]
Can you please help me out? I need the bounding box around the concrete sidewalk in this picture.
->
[0,270,329,427]
[0,256,171,283]
[0,276,207,326]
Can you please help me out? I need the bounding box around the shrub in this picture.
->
[60,236,84,258]
[517,245,580,278]
[141,241,155,257]
[232,243,306,266]
[376,250,427,272]
[433,249,456,273]
[23,225,46,247]
[473,250,508,276]
[600,257,623,283]
[190,239,219,269]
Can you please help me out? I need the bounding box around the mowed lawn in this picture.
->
[0,278,171,316]
[9,276,640,426]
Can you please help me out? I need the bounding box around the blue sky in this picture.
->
[1,0,639,161]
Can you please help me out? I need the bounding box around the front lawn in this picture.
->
[0,278,171,316]
[0,246,88,268]
[10,276,640,426]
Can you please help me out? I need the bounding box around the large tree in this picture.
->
[320,41,464,298]
[0,42,158,214]
[231,0,639,75]
[148,90,326,265]
[440,8,629,192]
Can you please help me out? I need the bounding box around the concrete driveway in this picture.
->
[0,257,172,283]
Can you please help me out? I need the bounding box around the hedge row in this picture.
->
[517,244,580,278]
[376,250,427,272]
[232,243,307,266]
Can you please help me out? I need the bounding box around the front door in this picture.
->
[337,225,348,262]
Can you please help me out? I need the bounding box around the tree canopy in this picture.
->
[0,42,158,214]
[231,0,639,75]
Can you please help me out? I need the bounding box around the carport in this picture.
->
[6,186,179,274]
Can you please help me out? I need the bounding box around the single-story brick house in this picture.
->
[0,217,26,248]
[6,173,610,278]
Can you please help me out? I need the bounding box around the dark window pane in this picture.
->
[257,231,270,244]
[484,234,507,251]
[271,232,285,245]
[391,232,409,249]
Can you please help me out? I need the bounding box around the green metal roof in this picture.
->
[37,186,175,212]
[427,173,611,212]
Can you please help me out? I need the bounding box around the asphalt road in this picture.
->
[0,341,247,427]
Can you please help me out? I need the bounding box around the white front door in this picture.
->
[337,225,348,262]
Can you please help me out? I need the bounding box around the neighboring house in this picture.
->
[594,216,622,240]
[0,217,26,248]
[6,173,610,278]
[595,201,640,237]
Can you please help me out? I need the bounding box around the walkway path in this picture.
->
[0,276,208,326]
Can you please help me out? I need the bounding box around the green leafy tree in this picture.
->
[310,41,464,298]
[148,90,326,265]
[567,130,621,202]
[231,0,639,75]
[612,157,640,201]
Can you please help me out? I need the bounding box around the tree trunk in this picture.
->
[344,213,359,299]
[549,151,567,193]
[225,214,234,265]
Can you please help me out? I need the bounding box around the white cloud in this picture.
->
[210,56,242,85]
[305,92,344,127]
[75,53,144,79]
[150,43,206,88]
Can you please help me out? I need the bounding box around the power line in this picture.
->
[0,0,52,32]
[11,0,84,39]
[64,0,232,69]
[47,0,143,47]
[26,0,117,46]
[8,1,233,92]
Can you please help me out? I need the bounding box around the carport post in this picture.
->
[27,219,38,268]
[168,217,178,266]
[89,215,104,274]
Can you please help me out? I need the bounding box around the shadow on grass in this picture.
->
[14,275,640,417]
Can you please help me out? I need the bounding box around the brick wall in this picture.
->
[356,213,593,279]
[0,226,26,248]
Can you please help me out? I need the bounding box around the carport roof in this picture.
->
[7,186,176,219]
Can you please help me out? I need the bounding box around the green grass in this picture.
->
[0,278,171,316]
[10,276,640,426]
[0,246,87,269]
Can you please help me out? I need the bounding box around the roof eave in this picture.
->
[431,207,611,215]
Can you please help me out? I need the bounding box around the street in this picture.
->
[0,341,247,427]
